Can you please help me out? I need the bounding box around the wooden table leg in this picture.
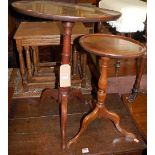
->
[59,87,69,150]
[32,46,40,75]
[67,57,137,148]
[16,40,27,90]
[127,54,146,102]
[24,46,33,81]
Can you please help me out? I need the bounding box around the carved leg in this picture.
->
[60,89,69,150]
[127,55,146,102]
[99,106,136,139]
[67,106,99,148]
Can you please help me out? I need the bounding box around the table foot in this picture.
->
[127,88,138,102]
[98,105,136,139]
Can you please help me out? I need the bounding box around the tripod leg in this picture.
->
[67,106,99,148]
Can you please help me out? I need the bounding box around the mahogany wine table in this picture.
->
[12,0,121,149]
[67,34,146,148]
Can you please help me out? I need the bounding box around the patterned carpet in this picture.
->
[9,68,147,98]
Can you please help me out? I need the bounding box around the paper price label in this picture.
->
[82,148,89,154]
[60,64,71,87]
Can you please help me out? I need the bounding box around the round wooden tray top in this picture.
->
[79,34,146,58]
[12,1,121,22]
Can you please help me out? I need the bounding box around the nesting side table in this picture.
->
[14,21,90,91]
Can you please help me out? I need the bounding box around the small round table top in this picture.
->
[12,1,121,22]
[79,34,146,59]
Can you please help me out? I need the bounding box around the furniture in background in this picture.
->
[68,34,146,147]
[12,0,121,149]
[14,21,90,92]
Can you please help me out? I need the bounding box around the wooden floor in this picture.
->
[9,93,146,155]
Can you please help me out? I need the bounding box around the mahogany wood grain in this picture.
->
[79,34,146,59]
[12,1,121,22]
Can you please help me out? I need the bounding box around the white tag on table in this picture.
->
[82,148,89,154]
[60,64,71,87]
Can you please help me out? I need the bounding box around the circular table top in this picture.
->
[79,34,146,58]
[12,1,121,22]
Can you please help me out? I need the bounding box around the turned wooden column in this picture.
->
[40,21,75,150]
[61,22,74,64]
[97,57,109,108]
[60,21,74,150]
